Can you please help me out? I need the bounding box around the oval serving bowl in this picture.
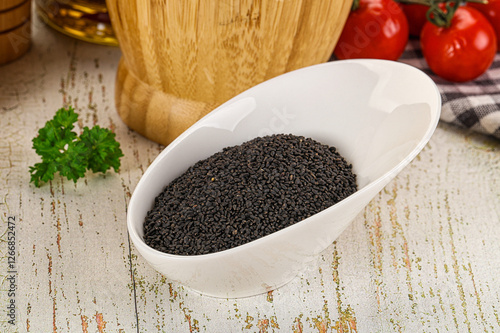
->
[127,59,441,298]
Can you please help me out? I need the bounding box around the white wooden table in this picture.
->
[1,14,500,333]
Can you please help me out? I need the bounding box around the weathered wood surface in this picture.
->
[1,16,500,333]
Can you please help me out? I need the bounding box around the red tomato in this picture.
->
[468,0,500,49]
[400,3,429,37]
[334,0,409,60]
[420,6,497,82]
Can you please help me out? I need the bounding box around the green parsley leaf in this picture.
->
[32,111,78,161]
[29,106,124,187]
[29,162,58,188]
[52,106,79,130]
[56,140,88,183]
[80,126,124,174]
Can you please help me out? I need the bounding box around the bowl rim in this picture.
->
[127,58,442,260]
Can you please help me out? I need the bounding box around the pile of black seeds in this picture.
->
[143,134,357,255]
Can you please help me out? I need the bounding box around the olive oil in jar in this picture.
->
[36,0,117,46]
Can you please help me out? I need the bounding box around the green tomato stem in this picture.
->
[426,0,459,28]
[396,0,487,5]
[396,0,487,28]
[351,0,360,11]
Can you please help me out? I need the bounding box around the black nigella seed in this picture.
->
[143,133,357,256]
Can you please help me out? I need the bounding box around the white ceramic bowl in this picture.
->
[127,59,441,298]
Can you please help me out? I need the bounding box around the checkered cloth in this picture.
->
[399,38,500,140]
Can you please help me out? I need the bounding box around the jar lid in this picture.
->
[0,15,30,65]
[0,0,26,12]
[0,0,31,33]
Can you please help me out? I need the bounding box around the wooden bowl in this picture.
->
[0,0,31,65]
[107,0,353,145]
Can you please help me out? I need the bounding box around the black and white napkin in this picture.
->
[399,38,500,140]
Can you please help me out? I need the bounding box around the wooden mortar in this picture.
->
[107,0,352,145]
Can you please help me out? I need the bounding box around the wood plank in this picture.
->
[0,16,499,333]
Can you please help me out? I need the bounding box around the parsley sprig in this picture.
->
[29,106,124,187]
